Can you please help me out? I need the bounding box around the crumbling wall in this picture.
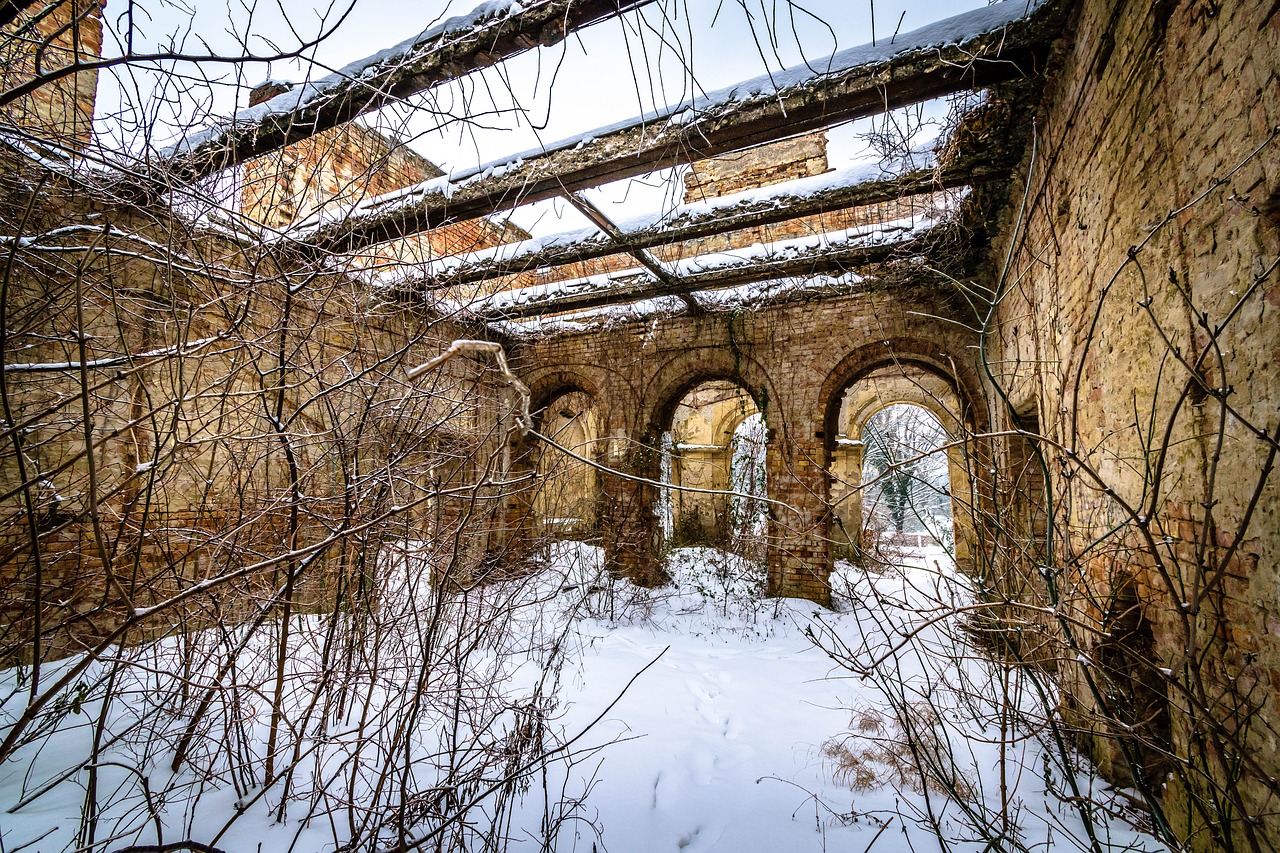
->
[510,279,988,602]
[0,150,513,663]
[0,0,102,150]
[682,132,830,203]
[985,0,1280,847]
[239,89,529,273]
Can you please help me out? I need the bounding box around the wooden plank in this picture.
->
[292,0,1059,254]
[162,0,655,182]
[460,224,950,320]
[419,152,999,288]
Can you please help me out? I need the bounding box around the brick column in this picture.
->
[766,433,832,606]
[598,429,664,586]
[828,440,864,561]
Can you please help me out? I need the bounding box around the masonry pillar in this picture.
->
[828,438,864,561]
[947,444,980,575]
[597,428,664,586]
[766,431,831,606]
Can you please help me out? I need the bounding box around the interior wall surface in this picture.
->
[0,154,511,663]
[510,283,987,601]
[984,0,1280,846]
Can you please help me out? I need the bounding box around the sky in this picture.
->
[93,0,991,233]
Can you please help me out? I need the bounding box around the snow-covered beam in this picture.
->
[448,216,948,320]
[419,149,1002,289]
[161,0,656,183]
[293,0,1059,254]
[491,268,950,338]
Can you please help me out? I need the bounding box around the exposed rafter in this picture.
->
[409,150,1000,290]
[490,265,957,338]
[289,0,1059,255]
[161,0,655,183]
[440,219,952,321]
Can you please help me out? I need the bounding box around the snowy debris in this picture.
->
[0,543,1165,853]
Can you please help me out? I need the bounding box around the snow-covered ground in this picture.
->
[1,544,1165,853]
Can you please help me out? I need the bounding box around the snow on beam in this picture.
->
[415,148,1006,289]
[161,0,656,183]
[292,0,1059,254]
[490,267,952,338]
[449,216,949,320]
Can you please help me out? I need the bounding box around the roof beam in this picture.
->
[161,0,655,183]
[491,266,958,336]
[448,221,951,320]
[291,0,1059,254]
[414,149,1003,289]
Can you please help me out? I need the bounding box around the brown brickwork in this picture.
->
[984,0,1280,846]
[240,104,529,274]
[510,284,989,604]
[683,132,829,203]
[0,0,103,149]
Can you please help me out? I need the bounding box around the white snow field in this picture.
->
[1,543,1165,853]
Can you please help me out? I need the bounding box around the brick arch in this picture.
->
[522,367,605,415]
[638,347,784,442]
[818,338,987,444]
[819,340,989,572]
[843,390,965,444]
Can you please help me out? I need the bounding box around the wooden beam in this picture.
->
[455,223,952,320]
[291,0,1060,254]
[161,0,655,183]
[491,264,959,334]
[419,151,1001,289]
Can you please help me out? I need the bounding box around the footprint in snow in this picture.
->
[676,826,702,849]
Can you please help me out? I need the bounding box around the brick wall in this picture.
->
[0,151,512,663]
[240,101,529,271]
[510,281,989,602]
[985,0,1280,846]
[0,0,103,149]
[683,132,829,203]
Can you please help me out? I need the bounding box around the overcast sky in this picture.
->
[95,0,991,232]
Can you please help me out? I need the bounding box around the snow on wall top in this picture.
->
[490,270,874,339]
[163,0,532,158]
[285,0,1042,239]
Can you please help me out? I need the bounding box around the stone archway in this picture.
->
[819,342,987,575]
[490,370,606,560]
[662,380,766,551]
[532,390,600,538]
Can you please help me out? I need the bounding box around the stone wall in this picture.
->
[984,0,1280,847]
[0,0,103,149]
[509,281,989,602]
[0,151,512,663]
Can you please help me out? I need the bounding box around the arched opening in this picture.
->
[858,403,953,556]
[826,364,974,568]
[532,390,599,539]
[658,380,767,558]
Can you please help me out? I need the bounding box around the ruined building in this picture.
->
[0,0,1277,850]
